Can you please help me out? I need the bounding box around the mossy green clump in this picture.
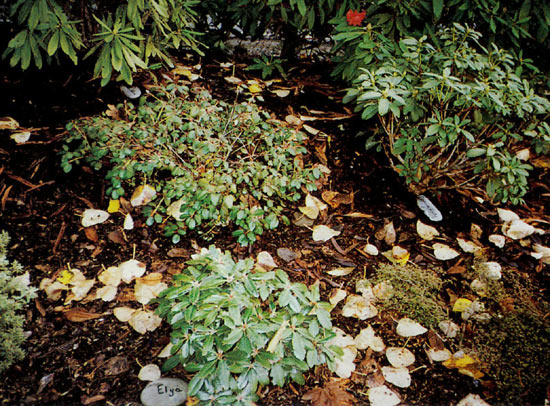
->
[472,271,550,404]
[0,231,37,374]
[371,263,447,329]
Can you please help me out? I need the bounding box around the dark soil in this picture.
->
[1,46,549,406]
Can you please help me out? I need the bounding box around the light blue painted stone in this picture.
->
[140,378,188,406]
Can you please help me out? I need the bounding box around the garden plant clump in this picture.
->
[332,0,550,58]
[155,246,339,405]
[470,270,550,405]
[334,22,550,203]
[3,0,202,85]
[369,263,447,329]
[60,82,323,245]
[0,231,37,373]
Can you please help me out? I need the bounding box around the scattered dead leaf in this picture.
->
[84,227,99,243]
[312,225,341,242]
[433,243,460,260]
[303,379,357,406]
[107,230,126,244]
[343,212,373,219]
[285,115,302,126]
[0,116,19,129]
[103,356,129,376]
[416,220,439,241]
[447,264,467,274]
[130,185,156,207]
[81,209,109,227]
[375,222,396,245]
[322,191,354,208]
[63,308,103,322]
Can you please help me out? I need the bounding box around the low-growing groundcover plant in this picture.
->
[333,22,550,203]
[467,270,550,405]
[0,231,37,373]
[155,246,339,405]
[370,263,447,329]
[61,82,323,245]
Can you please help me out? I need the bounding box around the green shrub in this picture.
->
[331,0,550,70]
[335,23,550,203]
[370,263,447,329]
[195,0,359,59]
[246,55,287,79]
[0,231,37,374]
[60,83,323,245]
[2,0,202,85]
[155,246,338,405]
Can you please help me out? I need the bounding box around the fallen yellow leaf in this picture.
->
[455,355,476,368]
[107,199,120,213]
[248,84,262,94]
[458,367,485,379]
[452,298,473,312]
[57,269,74,285]
[172,67,193,79]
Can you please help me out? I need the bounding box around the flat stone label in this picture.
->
[140,378,188,406]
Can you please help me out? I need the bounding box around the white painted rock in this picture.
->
[140,378,188,406]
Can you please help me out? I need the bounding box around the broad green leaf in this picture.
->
[47,31,60,56]
[292,333,306,360]
[270,364,285,387]
[21,42,31,70]
[223,328,244,346]
[188,375,204,396]
[433,0,443,20]
[466,148,486,158]
[296,0,307,16]
[59,32,70,55]
[378,98,390,116]
[316,308,332,329]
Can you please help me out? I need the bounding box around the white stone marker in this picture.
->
[140,378,188,406]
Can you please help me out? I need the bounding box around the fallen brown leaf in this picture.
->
[1,184,12,210]
[315,143,327,164]
[138,272,163,285]
[84,226,99,242]
[63,308,102,322]
[343,212,373,219]
[322,191,354,208]
[119,197,133,212]
[103,356,130,376]
[427,330,445,350]
[303,379,356,406]
[375,221,396,245]
[447,264,467,274]
[108,230,126,244]
[81,394,106,405]
[167,247,188,258]
[35,298,46,317]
